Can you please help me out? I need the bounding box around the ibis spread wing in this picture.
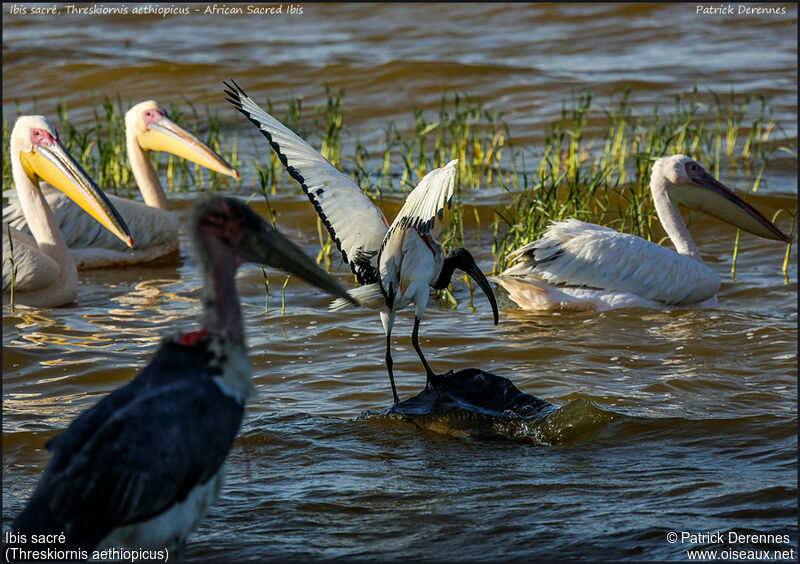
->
[224,80,388,284]
[385,159,457,238]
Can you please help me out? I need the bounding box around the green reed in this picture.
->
[4,224,17,312]
[255,164,279,314]
[2,86,793,277]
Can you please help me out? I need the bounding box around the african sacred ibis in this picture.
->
[224,80,499,404]
[3,116,133,308]
[494,155,791,312]
[3,101,239,268]
[12,196,355,553]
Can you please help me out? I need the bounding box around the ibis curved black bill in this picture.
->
[435,248,499,325]
[463,260,500,326]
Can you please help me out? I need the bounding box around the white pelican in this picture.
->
[11,196,355,554]
[3,116,133,308]
[494,154,791,312]
[3,100,238,268]
[225,81,498,404]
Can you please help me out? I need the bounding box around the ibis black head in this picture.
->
[193,196,356,305]
[434,247,499,325]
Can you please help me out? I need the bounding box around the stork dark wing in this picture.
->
[224,80,388,284]
[13,340,243,551]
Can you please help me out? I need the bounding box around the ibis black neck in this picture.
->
[433,248,473,290]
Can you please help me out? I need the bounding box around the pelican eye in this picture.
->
[685,162,701,177]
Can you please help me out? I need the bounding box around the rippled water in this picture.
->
[2,3,798,561]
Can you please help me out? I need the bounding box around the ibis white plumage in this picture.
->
[494,155,791,312]
[11,196,355,553]
[225,80,499,404]
[3,116,134,308]
[3,101,239,268]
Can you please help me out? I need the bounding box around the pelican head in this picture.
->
[655,154,790,242]
[127,100,239,179]
[12,115,133,247]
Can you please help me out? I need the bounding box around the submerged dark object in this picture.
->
[388,368,553,418]
[372,368,558,442]
[366,368,620,444]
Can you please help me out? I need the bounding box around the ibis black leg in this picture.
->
[386,331,399,404]
[412,316,435,386]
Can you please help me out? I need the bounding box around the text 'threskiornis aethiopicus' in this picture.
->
[224,80,499,404]
[495,154,791,312]
[11,196,356,553]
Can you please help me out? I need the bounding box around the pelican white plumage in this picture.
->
[3,101,239,268]
[225,80,499,404]
[494,154,791,312]
[3,116,133,308]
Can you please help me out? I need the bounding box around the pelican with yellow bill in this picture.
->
[3,100,239,268]
[3,115,134,308]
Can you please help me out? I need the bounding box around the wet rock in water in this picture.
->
[368,368,562,442]
[360,368,623,444]
[388,368,554,418]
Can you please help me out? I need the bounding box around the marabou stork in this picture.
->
[224,81,499,404]
[12,196,356,553]
[3,115,133,308]
[3,101,239,268]
[494,154,791,312]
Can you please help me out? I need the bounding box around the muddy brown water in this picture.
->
[2,3,797,561]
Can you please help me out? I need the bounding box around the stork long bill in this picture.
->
[237,211,358,307]
[20,139,134,247]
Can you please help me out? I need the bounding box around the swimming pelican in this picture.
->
[11,196,355,554]
[494,154,791,312]
[225,80,498,404]
[3,100,238,268]
[3,116,133,308]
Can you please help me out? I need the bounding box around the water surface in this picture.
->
[2,3,797,561]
